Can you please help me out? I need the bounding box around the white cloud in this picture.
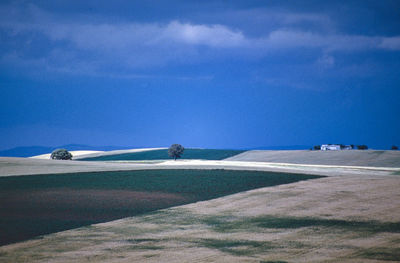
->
[265,30,322,49]
[161,21,246,47]
[43,21,246,51]
[262,30,383,52]
[36,23,392,54]
[1,4,400,77]
[379,36,400,50]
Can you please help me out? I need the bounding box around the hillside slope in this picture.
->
[225,150,400,167]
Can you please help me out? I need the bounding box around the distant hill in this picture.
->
[226,150,400,167]
[249,145,311,150]
[0,146,54,157]
[78,149,246,161]
[0,144,133,157]
[0,144,314,157]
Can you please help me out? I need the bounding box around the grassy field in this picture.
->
[227,150,400,167]
[0,169,321,246]
[0,154,399,262]
[78,148,245,161]
[2,174,399,262]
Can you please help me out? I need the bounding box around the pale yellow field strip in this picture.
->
[157,159,400,172]
[29,148,167,160]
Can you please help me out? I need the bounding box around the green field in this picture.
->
[78,148,245,161]
[0,169,322,245]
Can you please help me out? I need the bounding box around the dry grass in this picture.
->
[1,173,399,262]
[227,150,400,167]
[1,153,399,262]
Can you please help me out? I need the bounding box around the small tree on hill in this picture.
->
[391,145,399,150]
[168,144,184,160]
[51,149,73,160]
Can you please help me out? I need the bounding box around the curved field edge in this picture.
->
[1,174,399,262]
[0,169,321,246]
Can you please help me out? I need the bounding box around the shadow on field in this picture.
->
[201,215,400,234]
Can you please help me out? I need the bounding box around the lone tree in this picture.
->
[51,149,73,160]
[313,145,321,150]
[168,144,184,160]
[391,145,399,150]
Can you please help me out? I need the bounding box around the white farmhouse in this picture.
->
[321,144,341,151]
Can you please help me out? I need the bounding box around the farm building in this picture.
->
[321,144,341,151]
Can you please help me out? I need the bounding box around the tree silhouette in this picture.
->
[51,149,73,160]
[168,144,184,160]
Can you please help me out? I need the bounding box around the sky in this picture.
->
[1,0,400,150]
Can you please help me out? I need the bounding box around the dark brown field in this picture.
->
[0,189,189,245]
[0,168,319,246]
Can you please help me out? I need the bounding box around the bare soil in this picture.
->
[0,189,188,246]
[0,169,318,246]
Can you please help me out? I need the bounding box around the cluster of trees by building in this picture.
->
[356,145,368,150]
[312,144,399,151]
[313,144,357,150]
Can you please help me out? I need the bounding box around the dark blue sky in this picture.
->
[1,0,399,150]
